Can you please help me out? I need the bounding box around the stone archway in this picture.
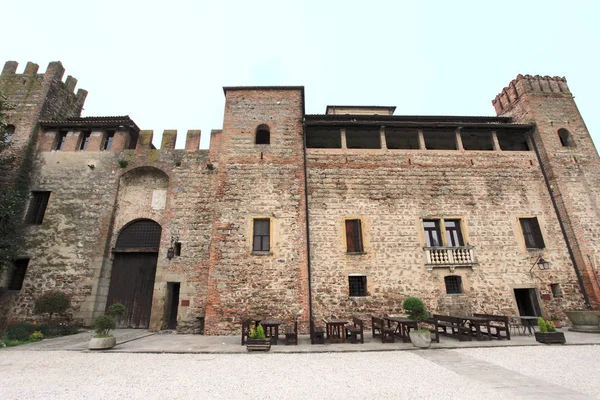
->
[106,219,161,328]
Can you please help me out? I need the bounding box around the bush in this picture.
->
[537,317,556,332]
[249,323,266,340]
[29,331,44,341]
[93,315,116,338]
[107,303,126,318]
[402,297,428,321]
[34,291,71,320]
[4,322,36,341]
[38,323,81,337]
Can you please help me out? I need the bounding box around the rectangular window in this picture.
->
[79,131,91,151]
[24,191,51,224]
[550,283,562,298]
[103,131,115,151]
[444,275,463,294]
[345,219,364,252]
[8,259,29,290]
[423,220,442,247]
[252,219,270,252]
[444,220,464,247]
[55,131,67,151]
[348,275,367,297]
[520,217,545,249]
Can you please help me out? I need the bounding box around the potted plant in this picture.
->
[402,297,431,349]
[89,303,125,350]
[245,323,271,351]
[549,314,562,328]
[534,317,566,344]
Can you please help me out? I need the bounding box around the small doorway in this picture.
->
[164,282,180,330]
[514,288,542,317]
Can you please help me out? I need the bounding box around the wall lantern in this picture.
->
[166,246,175,260]
[167,234,179,260]
[529,256,550,277]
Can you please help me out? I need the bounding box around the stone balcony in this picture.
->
[424,246,477,271]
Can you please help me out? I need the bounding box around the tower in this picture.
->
[493,75,600,308]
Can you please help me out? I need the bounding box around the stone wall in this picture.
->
[306,148,586,322]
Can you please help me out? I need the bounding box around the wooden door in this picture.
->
[106,252,158,328]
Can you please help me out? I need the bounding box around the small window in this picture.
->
[24,191,51,225]
[444,220,464,247]
[4,125,15,143]
[79,131,91,151]
[103,131,115,151]
[252,218,270,252]
[55,131,67,151]
[558,128,573,147]
[444,275,463,294]
[256,124,270,145]
[8,259,30,290]
[550,283,562,298]
[423,220,442,247]
[348,275,367,297]
[345,219,364,252]
[519,217,545,249]
[174,242,182,257]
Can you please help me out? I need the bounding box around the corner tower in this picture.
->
[493,75,600,308]
[203,87,310,334]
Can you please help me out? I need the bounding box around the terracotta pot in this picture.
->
[88,336,116,350]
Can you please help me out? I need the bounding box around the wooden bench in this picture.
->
[284,320,298,345]
[310,319,325,344]
[474,313,511,340]
[433,315,472,341]
[372,316,395,343]
[345,317,364,344]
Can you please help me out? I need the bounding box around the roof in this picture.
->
[39,115,140,133]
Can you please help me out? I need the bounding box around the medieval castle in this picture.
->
[1,60,599,334]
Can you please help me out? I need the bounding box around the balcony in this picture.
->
[423,246,476,271]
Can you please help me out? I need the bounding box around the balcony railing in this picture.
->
[424,246,476,271]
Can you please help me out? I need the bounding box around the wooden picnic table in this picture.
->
[383,316,417,343]
[453,315,493,340]
[260,318,282,345]
[323,318,347,343]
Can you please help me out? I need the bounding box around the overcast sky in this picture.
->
[2,0,599,150]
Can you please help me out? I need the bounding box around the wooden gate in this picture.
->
[106,219,161,329]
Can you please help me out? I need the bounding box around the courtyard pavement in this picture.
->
[1,328,599,399]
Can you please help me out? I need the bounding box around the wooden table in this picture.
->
[323,318,347,343]
[260,318,282,345]
[455,315,493,341]
[383,316,418,343]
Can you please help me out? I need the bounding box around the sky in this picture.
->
[2,0,599,150]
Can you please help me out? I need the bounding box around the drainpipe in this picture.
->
[302,118,314,325]
[530,131,591,308]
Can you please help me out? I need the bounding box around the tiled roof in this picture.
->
[39,115,140,132]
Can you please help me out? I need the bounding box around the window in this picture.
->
[8,259,29,290]
[174,242,182,257]
[79,131,91,150]
[24,191,50,224]
[558,128,573,147]
[348,275,367,297]
[444,275,463,294]
[4,125,15,143]
[255,124,270,145]
[423,219,465,247]
[103,131,115,151]
[55,131,67,151]
[252,218,270,252]
[550,283,562,298]
[519,217,545,249]
[345,219,364,252]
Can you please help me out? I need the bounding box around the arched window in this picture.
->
[557,128,573,147]
[4,125,15,143]
[444,275,463,294]
[255,124,270,145]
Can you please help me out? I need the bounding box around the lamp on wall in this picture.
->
[167,234,179,260]
[529,256,550,277]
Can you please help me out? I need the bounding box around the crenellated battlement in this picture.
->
[492,74,570,114]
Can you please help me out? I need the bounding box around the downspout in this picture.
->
[530,131,592,308]
[302,117,314,324]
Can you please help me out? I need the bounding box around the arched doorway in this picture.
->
[106,219,162,328]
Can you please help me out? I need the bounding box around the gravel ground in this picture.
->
[0,346,598,399]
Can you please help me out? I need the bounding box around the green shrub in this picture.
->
[93,315,116,338]
[4,322,36,341]
[107,303,126,318]
[402,297,428,321]
[537,317,548,332]
[38,323,81,337]
[34,291,71,320]
[29,331,44,341]
[546,320,556,332]
[249,324,266,340]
